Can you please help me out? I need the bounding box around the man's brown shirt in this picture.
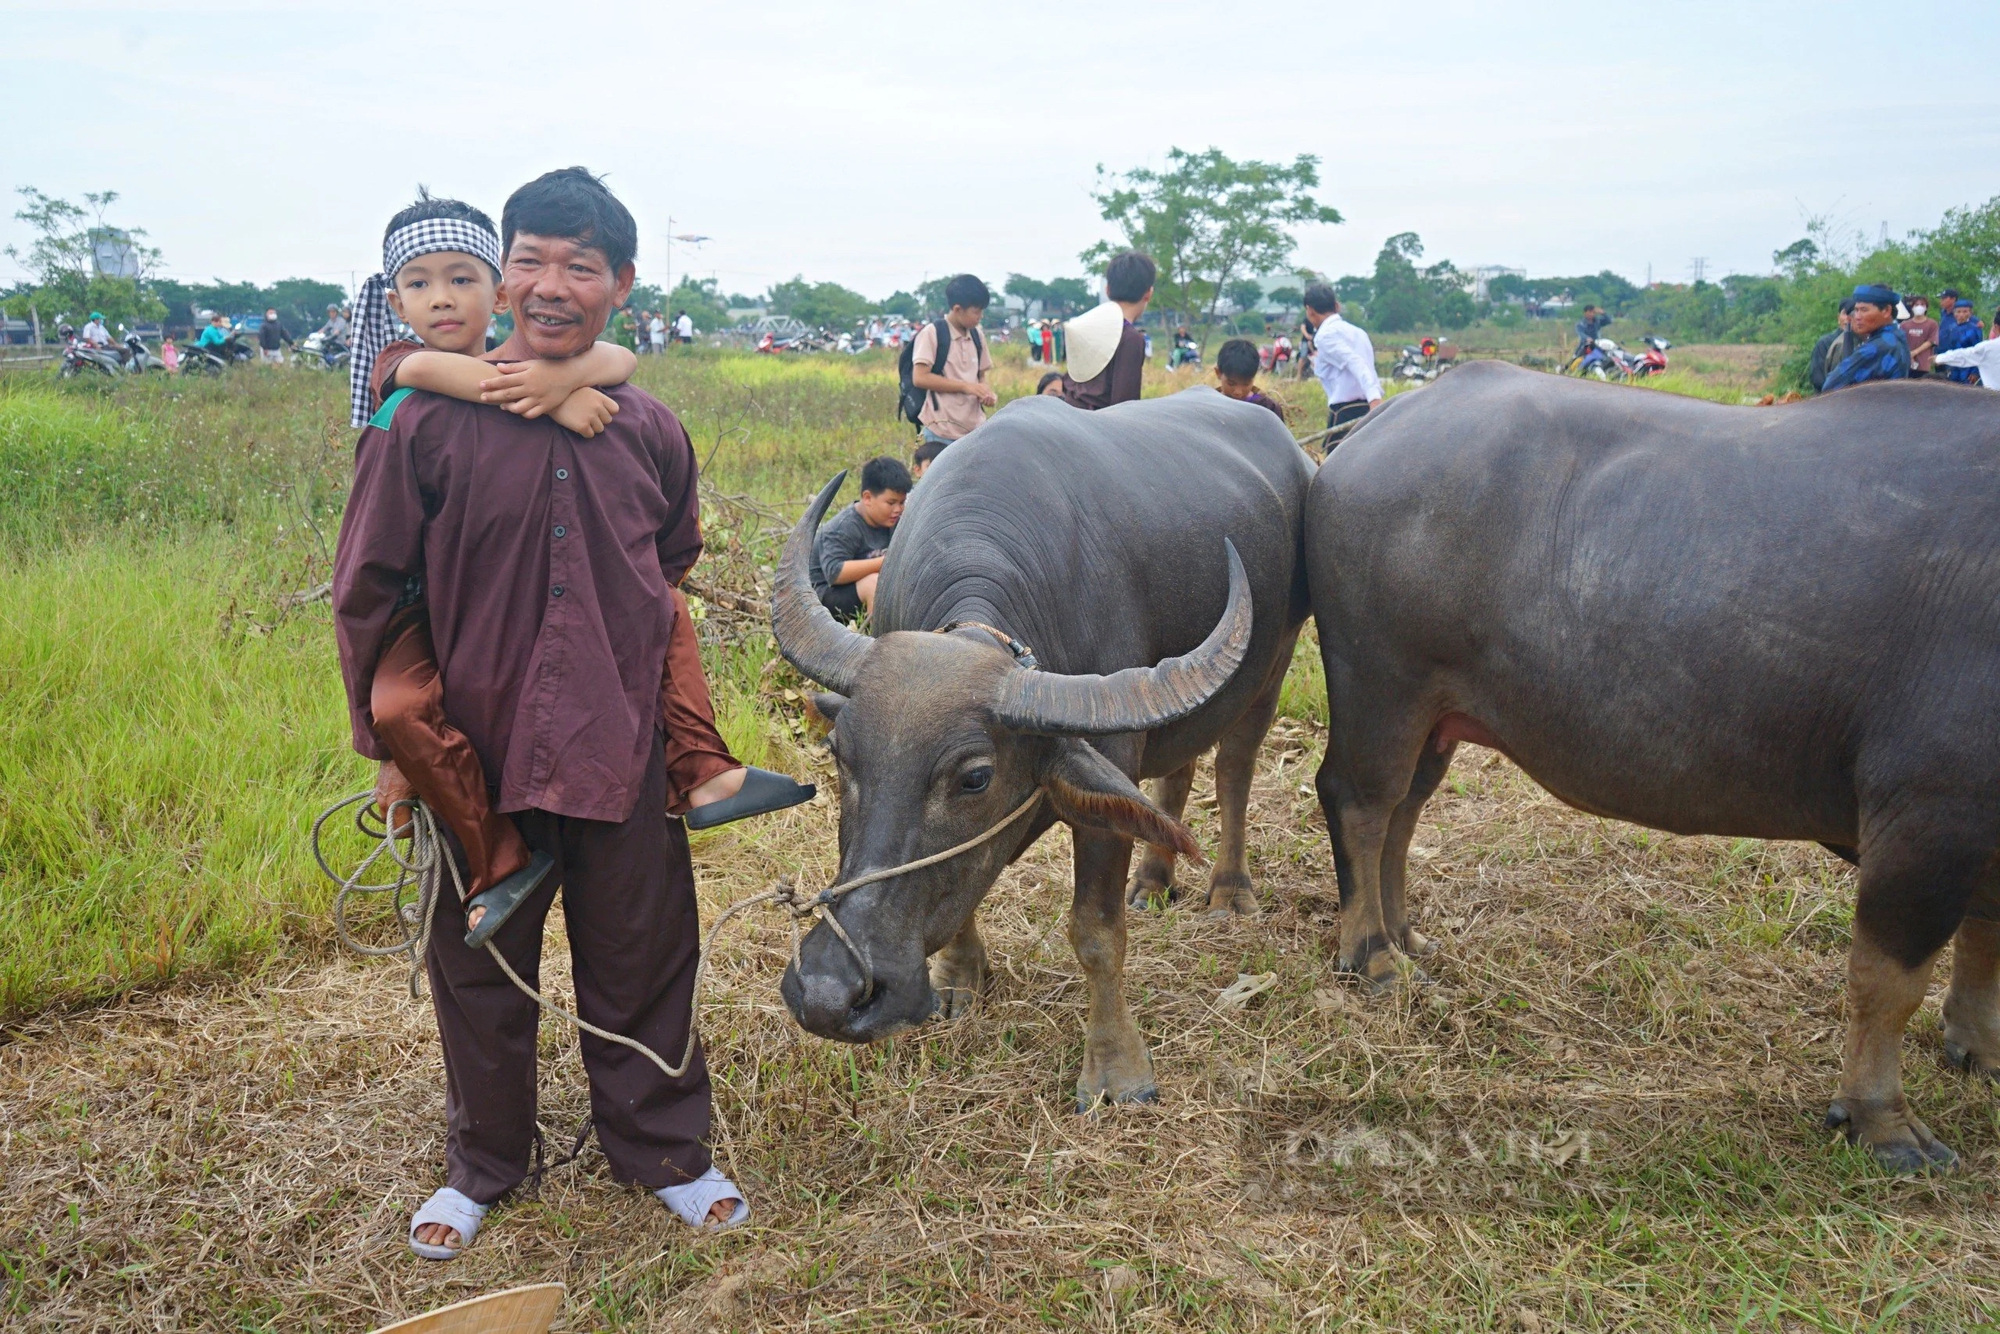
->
[333,384,703,823]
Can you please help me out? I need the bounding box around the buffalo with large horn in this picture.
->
[772,389,1312,1108]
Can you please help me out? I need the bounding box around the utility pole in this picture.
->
[1689,257,1708,284]
[664,216,675,301]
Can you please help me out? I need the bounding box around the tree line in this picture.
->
[2,187,351,337]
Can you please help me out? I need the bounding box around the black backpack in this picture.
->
[896,318,983,428]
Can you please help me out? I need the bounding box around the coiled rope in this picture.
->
[310,787,1047,1077]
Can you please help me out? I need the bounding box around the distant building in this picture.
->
[1468,265,1526,302]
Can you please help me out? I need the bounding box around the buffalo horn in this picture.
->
[991,539,1253,736]
[770,472,876,695]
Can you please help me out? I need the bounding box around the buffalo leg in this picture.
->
[1826,833,1982,1171]
[929,914,989,1020]
[1943,876,2000,1078]
[1320,688,1432,992]
[1127,761,1197,910]
[1378,740,1456,957]
[1205,629,1299,917]
[1071,830,1156,1110]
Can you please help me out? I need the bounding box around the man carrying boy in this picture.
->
[348,192,808,918]
[808,455,908,623]
[334,168,753,1259]
[1061,251,1154,410]
[1214,337,1289,424]
[908,274,996,446]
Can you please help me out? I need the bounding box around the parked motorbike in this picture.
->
[1629,335,1671,379]
[292,330,350,370]
[117,327,168,373]
[57,327,123,378]
[1569,336,1630,381]
[1392,335,1458,383]
[182,330,253,375]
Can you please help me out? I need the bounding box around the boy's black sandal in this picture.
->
[463,850,556,950]
[684,768,817,831]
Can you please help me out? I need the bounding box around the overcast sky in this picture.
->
[5,1,1996,302]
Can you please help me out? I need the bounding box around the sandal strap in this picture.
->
[655,1166,749,1228]
[409,1186,488,1257]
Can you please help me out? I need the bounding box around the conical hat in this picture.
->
[1064,301,1126,382]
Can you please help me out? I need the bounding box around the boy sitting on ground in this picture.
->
[809,455,909,623]
[348,192,812,949]
[1214,337,1289,424]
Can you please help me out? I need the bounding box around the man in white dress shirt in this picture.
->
[1303,282,1383,438]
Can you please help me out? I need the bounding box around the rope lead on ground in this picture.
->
[310,786,1047,1085]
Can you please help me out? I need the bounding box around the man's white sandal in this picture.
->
[408,1186,489,1261]
[655,1167,749,1229]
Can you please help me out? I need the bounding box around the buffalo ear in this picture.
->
[1039,737,1203,862]
[807,692,846,727]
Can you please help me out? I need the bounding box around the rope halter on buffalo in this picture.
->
[310,786,1047,1076]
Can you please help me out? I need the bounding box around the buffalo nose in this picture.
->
[788,964,869,1036]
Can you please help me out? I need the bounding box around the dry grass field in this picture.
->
[4,349,1998,1331]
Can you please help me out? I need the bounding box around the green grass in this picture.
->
[0,531,359,1014]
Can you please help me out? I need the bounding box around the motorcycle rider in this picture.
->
[316,303,351,368]
[1572,304,1611,358]
[80,311,115,350]
[319,303,350,348]
[195,311,234,365]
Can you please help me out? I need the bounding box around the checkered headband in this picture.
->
[348,217,505,426]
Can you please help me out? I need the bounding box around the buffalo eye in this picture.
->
[959,766,993,794]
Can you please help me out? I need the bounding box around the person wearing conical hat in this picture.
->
[1061,251,1154,410]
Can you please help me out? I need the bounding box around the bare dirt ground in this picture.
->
[5,719,1999,1330]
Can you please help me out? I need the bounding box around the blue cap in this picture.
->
[1852,284,1898,307]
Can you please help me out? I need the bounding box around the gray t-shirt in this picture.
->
[811,502,896,595]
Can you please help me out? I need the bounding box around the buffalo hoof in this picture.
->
[928,939,989,1021]
[1824,1100,1959,1173]
[1204,871,1260,919]
[1077,1083,1159,1115]
[934,984,981,1021]
[1336,942,1403,996]
[1401,927,1438,959]
[1127,874,1189,912]
[1943,1038,2000,1079]
[1941,1027,2000,1080]
[1077,1032,1157,1114]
